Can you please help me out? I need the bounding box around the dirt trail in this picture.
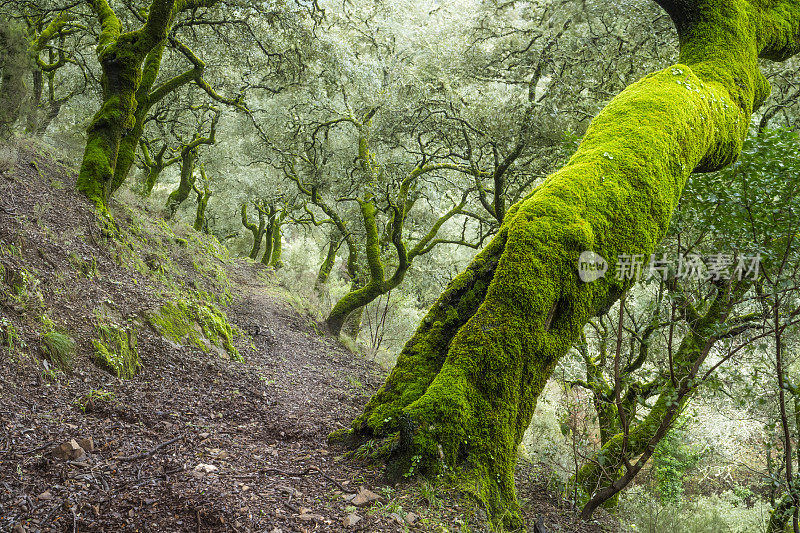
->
[0,143,399,532]
[0,252,409,532]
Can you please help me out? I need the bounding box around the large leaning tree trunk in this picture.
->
[331,0,800,527]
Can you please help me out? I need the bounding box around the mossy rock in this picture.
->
[40,331,76,371]
[2,263,27,294]
[147,299,241,362]
[91,321,140,378]
[68,253,99,279]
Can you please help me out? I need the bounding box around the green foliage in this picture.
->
[418,479,444,510]
[404,454,422,478]
[652,423,701,505]
[39,331,76,371]
[351,439,378,461]
[677,127,800,254]
[0,315,24,355]
[7,266,30,296]
[68,252,100,279]
[618,486,769,533]
[194,301,242,361]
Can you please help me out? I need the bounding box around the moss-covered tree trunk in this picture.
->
[193,188,210,231]
[29,66,64,136]
[164,148,196,220]
[140,140,178,197]
[341,274,367,340]
[27,50,66,136]
[323,235,363,335]
[342,305,364,340]
[287,117,473,337]
[78,59,141,209]
[260,204,277,266]
[76,0,220,212]
[268,214,284,268]
[241,202,267,260]
[0,21,31,138]
[110,43,168,193]
[260,205,285,268]
[193,171,211,232]
[77,0,177,211]
[325,200,404,335]
[163,109,218,220]
[24,11,80,135]
[143,164,164,196]
[334,1,800,526]
[315,233,339,295]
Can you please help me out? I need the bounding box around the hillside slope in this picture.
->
[0,141,614,532]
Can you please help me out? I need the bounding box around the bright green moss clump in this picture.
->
[148,300,193,341]
[91,321,140,379]
[148,299,242,362]
[194,302,241,361]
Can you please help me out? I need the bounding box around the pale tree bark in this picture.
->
[333,1,800,527]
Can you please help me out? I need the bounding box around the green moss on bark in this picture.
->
[165,149,196,220]
[269,219,283,268]
[315,235,338,293]
[193,182,211,232]
[77,0,185,212]
[242,203,267,260]
[767,489,798,533]
[325,199,404,335]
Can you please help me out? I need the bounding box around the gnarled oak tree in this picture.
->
[333,0,800,527]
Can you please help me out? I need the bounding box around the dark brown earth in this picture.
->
[0,140,616,532]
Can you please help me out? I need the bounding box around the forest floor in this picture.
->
[0,140,617,532]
